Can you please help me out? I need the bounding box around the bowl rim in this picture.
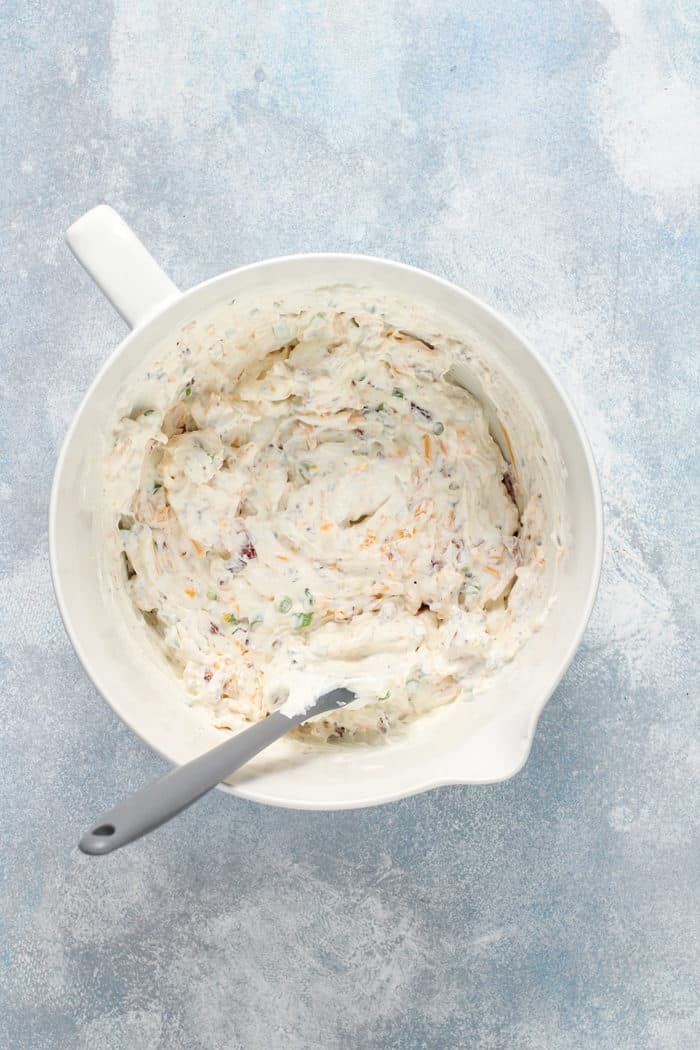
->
[50,251,604,808]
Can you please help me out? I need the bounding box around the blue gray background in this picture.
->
[1,2,698,1047]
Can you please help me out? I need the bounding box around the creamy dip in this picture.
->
[105,293,563,741]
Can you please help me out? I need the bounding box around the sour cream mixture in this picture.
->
[107,303,556,741]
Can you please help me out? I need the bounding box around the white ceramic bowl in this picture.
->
[50,205,603,809]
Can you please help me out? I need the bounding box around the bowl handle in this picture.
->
[65,204,180,329]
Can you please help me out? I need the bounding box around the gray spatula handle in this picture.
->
[79,710,296,855]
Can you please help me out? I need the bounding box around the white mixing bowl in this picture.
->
[50,205,603,809]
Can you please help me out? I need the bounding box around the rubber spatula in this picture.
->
[79,687,356,855]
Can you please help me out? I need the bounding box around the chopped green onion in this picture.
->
[376,403,386,413]
[433,421,445,435]
[378,690,390,702]
[185,383,193,397]
[303,587,314,608]
[150,481,162,494]
[392,388,405,399]
[357,373,366,382]
[206,589,219,601]
[223,613,238,624]
[277,596,293,613]
[294,611,313,630]
[250,614,264,628]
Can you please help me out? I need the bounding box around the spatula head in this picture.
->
[302,687,356,719]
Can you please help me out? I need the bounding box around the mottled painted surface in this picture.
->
[1,2,698,1047]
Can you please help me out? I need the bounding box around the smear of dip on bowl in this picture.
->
[104,290,565,741]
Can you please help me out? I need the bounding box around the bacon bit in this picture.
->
[240,540,257,560]
[203,670,213,682]
[320,522,334,532]
[185,587,196,598]
[191,539,204,556]
[327,561,337,569]
[448,510,454,527]
[439,440,448,456]
[503,470,517,504]
[485,565,500,577]
[209,622,220,634]
[360,531,378,549]
[411,401,432,422]
[423,434,432,461]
